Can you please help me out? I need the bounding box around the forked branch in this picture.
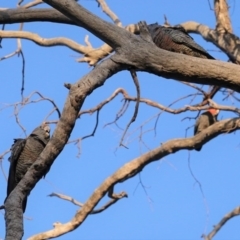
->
[29,118,240,239]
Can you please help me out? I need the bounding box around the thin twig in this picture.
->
[0,149,10,181]
[96,0,122,26]
[82,110,100,140]
[187,151,209,236]
[19,50,25,100]
[48,190,127,215]
[203,206,240,240]
[120,70,140,147]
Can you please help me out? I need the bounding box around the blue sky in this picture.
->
[1,0,240,239]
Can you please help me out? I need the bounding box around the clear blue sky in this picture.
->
[1,0,240,239]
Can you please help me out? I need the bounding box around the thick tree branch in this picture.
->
[0,9,78,26]
[0,8,134,66]
[4,57,125,240]
[28,117,240,239]
[42,0,132,49]
[2,6,239,67]
[2,2,240,239]
[36,2,240,91]
[5,5,238,91]
[114,46,240,92]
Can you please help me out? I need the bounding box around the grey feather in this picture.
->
[147,23,215,60]
[194,112,217,151]
[5,123,50,212]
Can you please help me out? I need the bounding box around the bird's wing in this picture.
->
[194,116,201,135]
[167,27,215,59]
[7,139,26,196]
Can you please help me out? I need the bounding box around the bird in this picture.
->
[147,23,220,97]
[147,23,215,59]
[5,123,50,212]
[194,108,219,151]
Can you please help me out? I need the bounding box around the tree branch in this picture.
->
[4,57,125,240]
[28,117,240,239]
[0,30,92,55]
[120,70,140,147]
[214,0,232,33]
[3,2,240,239]
[42,0,132,49]
[203,206,240,240]
[0,9,77,26]
[96,0,122,26]
[40,2,240,92]
[48,189,127,215]
[180,21,240,64]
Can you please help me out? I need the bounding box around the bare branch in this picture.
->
[48,188,127,215]
[104,100,129,129]
[13,104,27,136]
[5,56,124,239]
[0,30,94,56]
[180,21,240,64]
[214,0,232,33]
[17,0,24,7]
[203,206,240,240]
[19,50,25,100]
[68,109,100,157]
[29,117,240,239]
[1,91,61,134]
[0,26,23,62]
[0,149,10,181]
[82,110,100,140]
[182,82,207,96]
[48,193,84,207]
[21,0,43,9]
[79,88,240,132]
[96,0,122,26]
[2,1,240,238]
[120,70,140,147]
[163,14,171,27]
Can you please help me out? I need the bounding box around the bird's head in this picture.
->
[208,108,219,116]
[40,122,51,139]
[31,123,51,144]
